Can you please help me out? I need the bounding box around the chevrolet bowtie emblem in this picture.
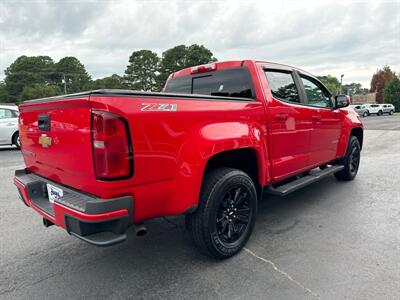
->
[39,134,52,148]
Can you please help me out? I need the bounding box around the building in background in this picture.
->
[351,92,376,104]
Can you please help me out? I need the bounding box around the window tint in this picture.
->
[165,68,254,99]
[0,109,13,119]
[164,76,192,94]
[300,76,331,108]
[265,71,300,102]
[371,104,379,107]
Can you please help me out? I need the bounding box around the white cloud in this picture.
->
[0,0,399,87]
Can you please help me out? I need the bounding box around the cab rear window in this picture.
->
[165,68,255,99]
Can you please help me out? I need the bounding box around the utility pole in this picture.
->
[339,74,344,94]
[63,73,67,94]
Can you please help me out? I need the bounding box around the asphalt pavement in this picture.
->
[361,114,400,130]
[0,116,399,299]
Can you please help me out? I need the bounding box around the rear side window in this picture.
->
[265,70,300,103]
[165,68,255,99]
[0,109,13,119]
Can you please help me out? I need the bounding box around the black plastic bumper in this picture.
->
[15,169,134,246]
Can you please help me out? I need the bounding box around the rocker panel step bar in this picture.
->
[267,165,344,196]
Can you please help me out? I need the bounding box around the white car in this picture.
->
[381,103,395,115]
[364,104,384,116]
[350,104,369,117]
[0,105,20,149]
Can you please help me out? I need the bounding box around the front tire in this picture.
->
[186,168,257,259]
[12,132,20,149]
[335,136,361,181]
[363,111,368,117]
[389,110,394,115]
[378,110,383,116]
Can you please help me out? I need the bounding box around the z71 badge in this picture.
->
[141,103,177,112]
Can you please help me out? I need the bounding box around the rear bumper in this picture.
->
[14,169,133,246]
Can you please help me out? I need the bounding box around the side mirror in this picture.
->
[335,95,350,109]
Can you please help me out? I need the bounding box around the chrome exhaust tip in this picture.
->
[134,224,147,237]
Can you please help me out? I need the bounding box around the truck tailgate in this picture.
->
[19,97,95,188]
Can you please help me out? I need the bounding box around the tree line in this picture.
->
[0,44,216,103]
[0,45,398,110]
[317,66,400,110]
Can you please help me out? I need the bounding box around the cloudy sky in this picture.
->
[0,0,399,87]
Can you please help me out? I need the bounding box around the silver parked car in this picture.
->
[381,104,395,115]
[350,104,369,117]
[0,105,20,149]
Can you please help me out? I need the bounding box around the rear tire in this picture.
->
[12,132,20,149]
[335,136,360,181]
[186,168,257,259]
[362,111,368,117]
[378,110,383,116]
[389,110,394,115]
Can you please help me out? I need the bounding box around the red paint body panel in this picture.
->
[16,60,363,229]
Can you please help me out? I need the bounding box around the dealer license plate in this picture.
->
[46,184,63,204]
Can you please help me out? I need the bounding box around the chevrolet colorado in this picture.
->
[14,60,363,259]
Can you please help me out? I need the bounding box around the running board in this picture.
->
[266,165,344,196]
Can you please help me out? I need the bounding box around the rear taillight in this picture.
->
[91,110,133,180]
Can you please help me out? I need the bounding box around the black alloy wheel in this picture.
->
[335,135,361,181]
[186,168,257,259]
[348,143,360,177]
[216,186,252,245]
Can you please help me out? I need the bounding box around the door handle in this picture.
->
[276,113,288,121]
[312,115,321,123]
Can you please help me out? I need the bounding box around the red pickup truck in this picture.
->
[14,60,363,259]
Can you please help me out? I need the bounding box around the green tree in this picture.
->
[124,50,160,91]
[4,55,56,102]
[158,44,217,89]
[20,84,60,101]
[0,81,10,102]
[370,66,395,103]
[56,57,91,94]
[342,83,368,96]
[90,74,127,89]
[317,75,340,95]
[384,76,400,110]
